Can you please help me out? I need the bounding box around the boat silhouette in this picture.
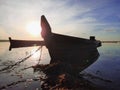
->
[9,15,101,71]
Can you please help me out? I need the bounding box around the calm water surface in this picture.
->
[0,42,120,90]
[0,42,50,90]
[83,43,120,90]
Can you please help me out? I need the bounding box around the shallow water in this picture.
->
[82,43,120,90]
[0,42,120,90]
[0,42,50,90]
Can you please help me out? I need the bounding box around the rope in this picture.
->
[0,46,44,89]
[19,46,43,71]
[37,46,43,64]
[0,46,42,73]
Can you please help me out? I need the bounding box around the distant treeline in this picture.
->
[0,40,9,42]
[0,40,120,43]
[101,41,120,43]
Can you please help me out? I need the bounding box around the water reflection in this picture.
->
[0,43,120,90]
[0,42,9,56]
[31,50,40,59]
[0,43,44,90]
[82,43,120,90]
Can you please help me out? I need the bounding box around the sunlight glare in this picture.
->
[26,21,41,36]
[28,47,41,64]
[31,48,40,59]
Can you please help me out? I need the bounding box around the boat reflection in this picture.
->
[31,49,100,90]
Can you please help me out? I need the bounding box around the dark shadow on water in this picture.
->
[31,60,101,90]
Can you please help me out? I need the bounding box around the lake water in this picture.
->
[82,43,120,90]
[0,42,120,90]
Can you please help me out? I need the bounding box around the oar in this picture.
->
[9,37,45,51]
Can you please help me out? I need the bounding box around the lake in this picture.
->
[0,42,120,90]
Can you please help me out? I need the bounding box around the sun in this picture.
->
[26,21,41,36]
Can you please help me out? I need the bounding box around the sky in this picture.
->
[0,0,120,40]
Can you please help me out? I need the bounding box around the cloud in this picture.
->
[104,29,117,32]
[102,27,120,33]
[0,0,120,40]
[76,17,97,24]
[0,0,93,34]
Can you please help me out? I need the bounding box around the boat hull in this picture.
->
[44,33,100,71]
[40,15,101,71]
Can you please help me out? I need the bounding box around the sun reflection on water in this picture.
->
[29,47,41,64]
[31,50,40,59]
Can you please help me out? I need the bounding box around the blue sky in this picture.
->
[0,0,120,40]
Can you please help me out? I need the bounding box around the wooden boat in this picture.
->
[9,15,101,71]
